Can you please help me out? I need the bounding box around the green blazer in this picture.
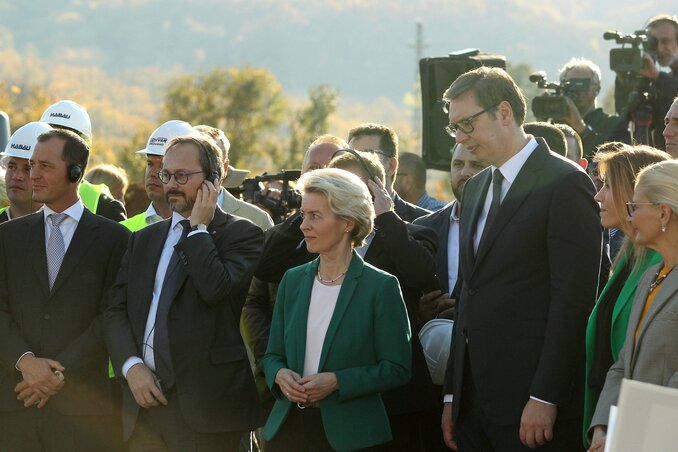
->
[262,251,412,451]
[582,248,661,445]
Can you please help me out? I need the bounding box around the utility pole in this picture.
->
[410,21,428,147]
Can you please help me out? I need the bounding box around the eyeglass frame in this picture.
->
[331,148,377,181]
[445,103,499,138]
[625,201,659,217]
[158,169,205,185]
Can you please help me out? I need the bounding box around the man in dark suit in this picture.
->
[105,134,264,451]
[414,143,488,321]
[440,67,602,451]
[0,129,130,450]
[348,122,431,222]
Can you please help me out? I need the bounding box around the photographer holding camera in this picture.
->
[614,15,678,149]
[558,58,623,159]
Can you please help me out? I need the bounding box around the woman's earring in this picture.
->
[661,224,667,233]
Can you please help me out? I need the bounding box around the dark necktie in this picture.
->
[153,219,190,390]
[478,169,504,251]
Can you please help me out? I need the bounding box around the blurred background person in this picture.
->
[85,164,129,205]
[523,121,568,157]
[588,160,678,451]
[262,168,411,451]
[394,152,446,211]
[664,97,678,157]
[583,144,670,447]
[554,122,588,169]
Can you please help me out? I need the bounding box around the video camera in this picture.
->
[529,71,591,120]
[603,29,656,73]
[230,169,302,224]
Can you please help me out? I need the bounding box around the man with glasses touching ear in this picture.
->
[440,67,601,451]
[105,134,264,451]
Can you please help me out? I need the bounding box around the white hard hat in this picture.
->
[418,319,454,385]
[1,121,53,159]
[40,100,92,140]
[137,120,194,156]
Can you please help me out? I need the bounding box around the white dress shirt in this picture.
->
[144,203,164,226]
[447,201,461,294]
[303,278,341,378]
[355,230,375,258]
[122,212,208,378]
[473,137,538,253]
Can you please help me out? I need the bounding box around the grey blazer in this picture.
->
[590,262,678,432]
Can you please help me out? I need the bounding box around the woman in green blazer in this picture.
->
[583,145,669,445]
[262,168,412,452]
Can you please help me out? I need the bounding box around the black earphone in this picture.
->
[67,163,83,183]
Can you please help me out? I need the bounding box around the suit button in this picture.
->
[44,314,51,320]
[468,289,477,296]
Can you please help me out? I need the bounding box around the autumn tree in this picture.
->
[162,66,287,171]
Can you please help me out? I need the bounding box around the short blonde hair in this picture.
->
[635,160,678,215]
[297,168,374,247]
[84,164,129,202]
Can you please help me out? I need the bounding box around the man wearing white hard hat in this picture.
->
[40,100,126,222]
[120,120,195,232]
[0,121,53,223]
[194,124,274,231]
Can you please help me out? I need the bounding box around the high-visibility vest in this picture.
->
[79,180,104,213]
[0,207,7,216]
[120,212,148,232]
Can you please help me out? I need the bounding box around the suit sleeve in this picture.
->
[529,170,602,405]
[334,275,412,401]
[174,218,264,307]
[96,192,127,222]
[241,276,274,369]
[104,233,141,377]
[55,226,131,373]
[261,273,289,400]
[0,229,32,371]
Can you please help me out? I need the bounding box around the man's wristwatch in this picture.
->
[190,224,207,232]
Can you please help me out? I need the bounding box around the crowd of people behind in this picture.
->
[0,12,678,452]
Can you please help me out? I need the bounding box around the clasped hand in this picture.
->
[275,368,338,404]
[15,355,65,408]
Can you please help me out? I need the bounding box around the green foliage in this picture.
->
[161,66,287,169]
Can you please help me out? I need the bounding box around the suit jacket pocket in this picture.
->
[209,345,247,364]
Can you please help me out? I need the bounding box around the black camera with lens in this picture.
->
[603,29,655,73]
[229,169,302,224]
[529,71,591,120]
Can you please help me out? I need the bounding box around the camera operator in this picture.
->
[615,14,678,149]
[558,58,623,159]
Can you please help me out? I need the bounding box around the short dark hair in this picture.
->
[37,128,90,174]
[165,134,224,181]
[443,67,527,126]
[347,123,398,158]
[553,123,583,160]
[397,152,427,189]
[524,122,567,156]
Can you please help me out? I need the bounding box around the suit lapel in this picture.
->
[28,212,50,299]
[294,258,318,371]
[460,169,490,278]
[318,252,363,371]
[472,144,547,272]
[436,204,453,291]
[136,220,173,326]
[633,265,678,367]
[49,209,98,296]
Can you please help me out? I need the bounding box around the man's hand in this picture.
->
[520,398,557,449]
[275,368,307,403]
[298,372,338,403]
[16,355,65,398]
[367,177,394,216]
[637,54,659,80]
[588,425,607,452]
[562,97,587,134]
[189,179,219,227]
[441,402,457,450]
[15,380,54,408]
[419,290,456,322]
[126,363,168,408]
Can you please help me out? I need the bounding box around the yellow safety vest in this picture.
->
[79,180,105,213]
[120,212,149,232]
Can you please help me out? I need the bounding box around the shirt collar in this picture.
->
[449,200,460,222]
[170,211,190,230]
[492,136,538,185]
[145,203,159,219]
[42,199,85,223]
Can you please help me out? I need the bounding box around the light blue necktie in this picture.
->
[47,213,68,289]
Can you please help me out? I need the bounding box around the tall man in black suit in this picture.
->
[105,134,264,451]
[440,67,602,451]
[414,143,488,322]
[0,129,130,450]
[348,123,431,222]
